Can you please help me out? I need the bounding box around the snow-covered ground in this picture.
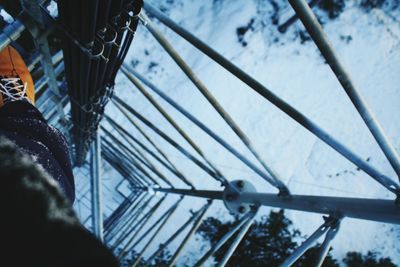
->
[73,0,400,264]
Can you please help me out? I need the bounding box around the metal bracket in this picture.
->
[223,179,257,215]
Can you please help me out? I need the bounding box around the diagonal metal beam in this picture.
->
[102,128,161,186]
[218,208,259,267]
[131,196,184,266]
[103,117,173,187]
[112,99,194,188]
[112,96,227,186]
[142,2,400,196]
[124,68,293,195]
[194,210,256,267]
[289,0,400,180]
[121,65,229,186]
[118,193,168,259]
[280,216,341,267]
[145,202,212,264]
[167,200,212,267]
[139,11,289,195]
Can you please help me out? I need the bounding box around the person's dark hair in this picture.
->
[0,137,118,267]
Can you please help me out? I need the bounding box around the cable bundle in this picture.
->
[57,0,143,166]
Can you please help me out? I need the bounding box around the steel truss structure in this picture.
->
[1,0,399,266]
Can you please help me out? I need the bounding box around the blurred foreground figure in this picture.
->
[0,46,118,266]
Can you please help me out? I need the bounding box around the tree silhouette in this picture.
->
[343,251,396,267]
[121,248,172,267]
[197,209,338,266]
[196,210,394,267]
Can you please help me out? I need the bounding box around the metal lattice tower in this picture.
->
[1,0,399,266]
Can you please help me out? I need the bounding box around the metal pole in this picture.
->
[103,117,173,186]
[36,59,65,107]
[103,145,147,185]
[138,12,288,195]
[145,203,210,264]
[142,3,400,195]
[20,0,47,26]
[118,194,168,259]
[126,68,289,194]
[20,0,69,136]
[21,0,63,100]
[102,149,150,188]
[113,95,227,184]
[315,224,341,267]
[115,102,188,182]
[106,194,153,244]
[125,141,174,187]
[104,191,141,230]
[104,192,148,238]
[154,187,400,224]
[218,209,258,267]
[289,0,400,180]
[277,0,320,33]
[121,65,229,186]
[102,130,160,187]
[194,211,255,267]
[102,128,164,186]
[112,99,194,188]
[156,187,224,199]
[103,150,149,187]
[131,197,184,267]
[0,19,25,52]
[45,95,68,121]
[168,200,212,267]
[111,196,155,249]
[104,141,155,187]
[90,131,103,241]
[280,217,340,267]
[238,192,399,224]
